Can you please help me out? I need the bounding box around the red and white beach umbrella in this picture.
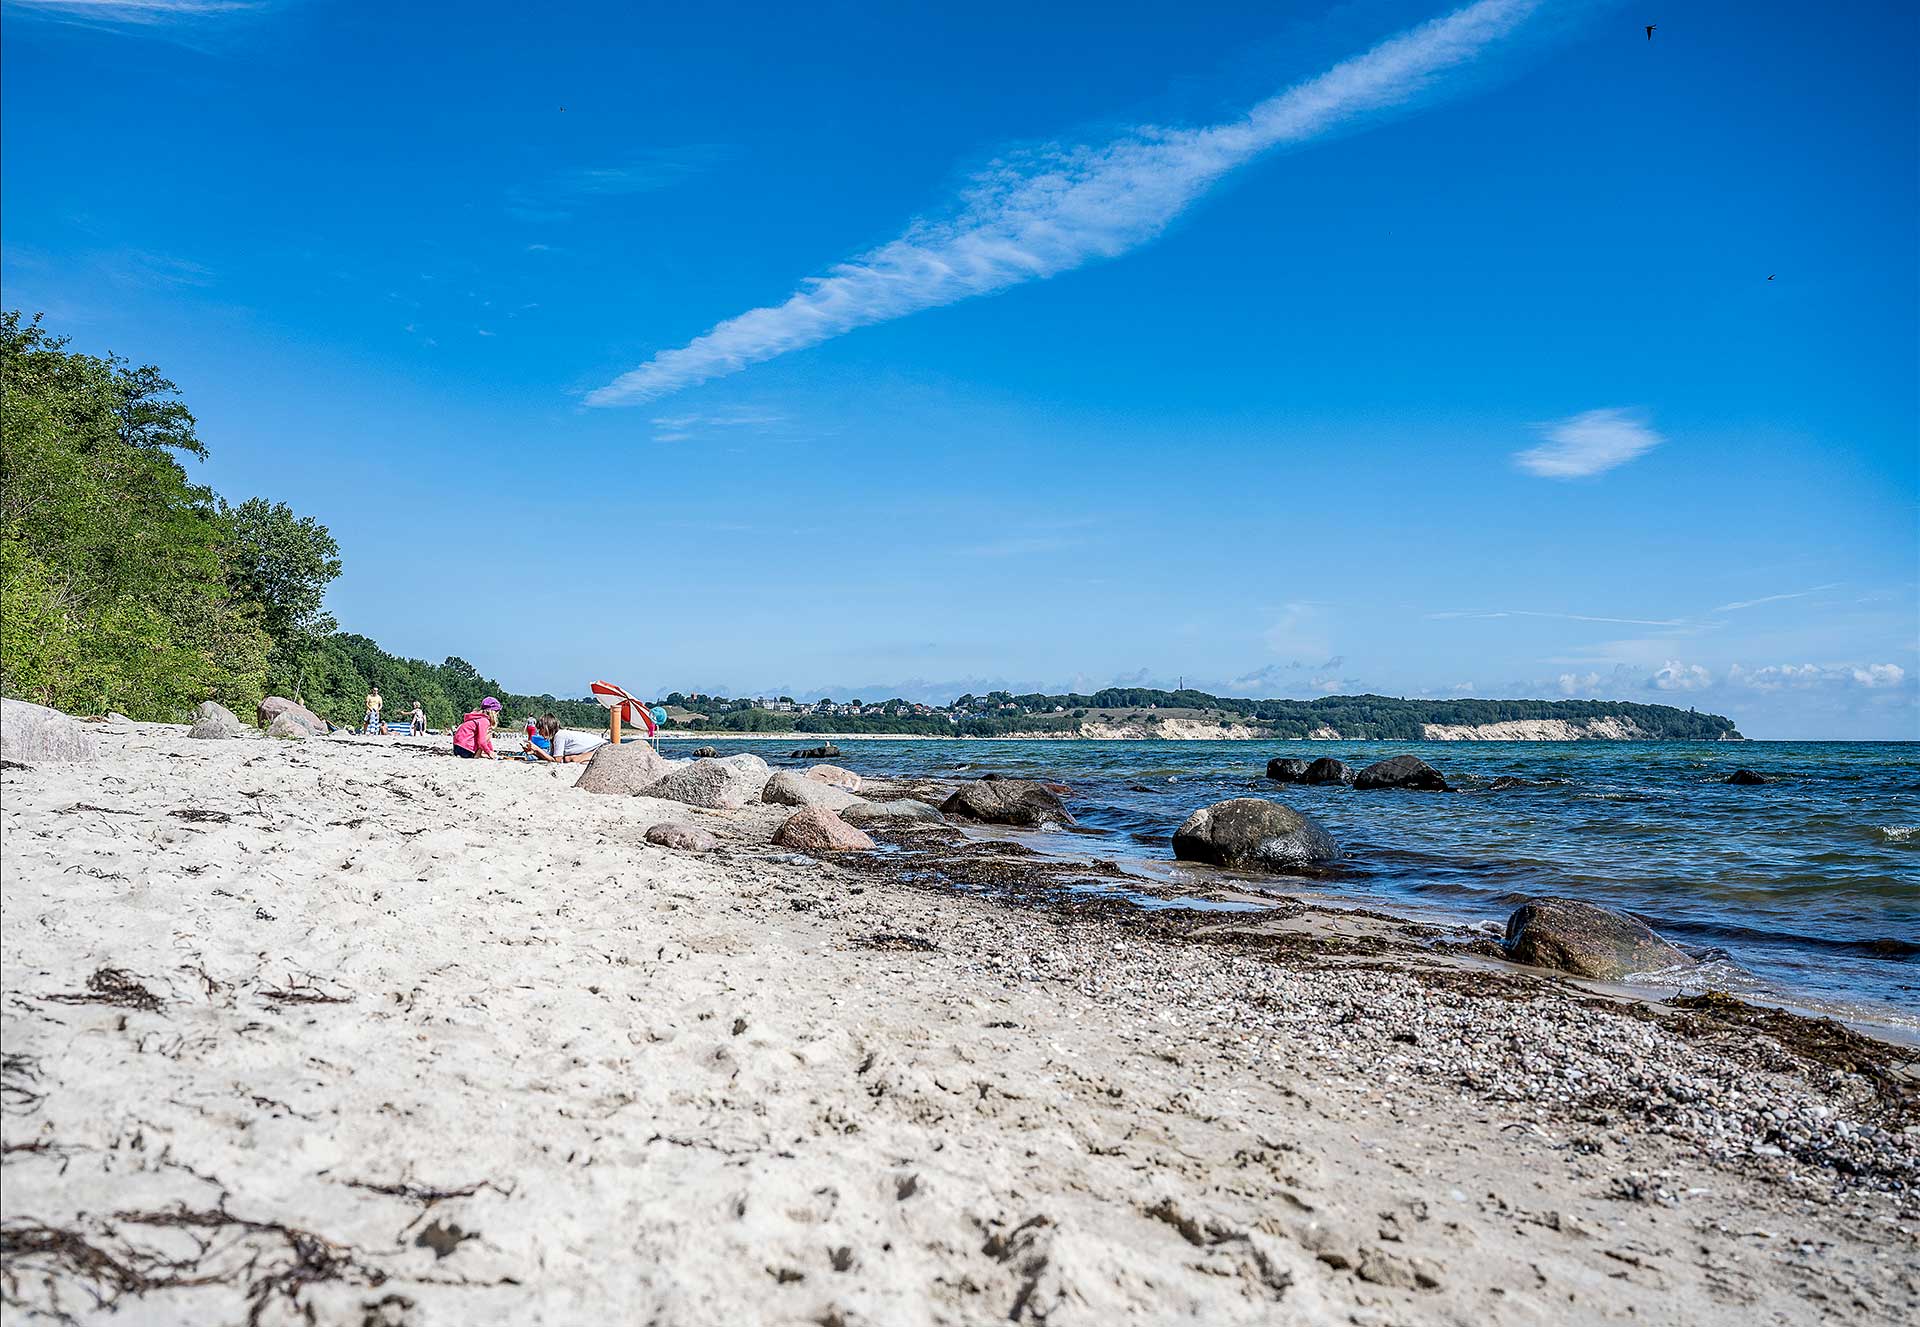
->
[590,680,658,737]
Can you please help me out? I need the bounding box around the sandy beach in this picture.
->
[2,722,1915,1325]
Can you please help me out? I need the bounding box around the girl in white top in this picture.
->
[527,715,608,763]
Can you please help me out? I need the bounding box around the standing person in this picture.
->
[364,688,384,735]
[409,701,427,736]
[452,697,502,759]
[526,715,606,763]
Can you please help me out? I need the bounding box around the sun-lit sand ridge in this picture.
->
[1,721,1914,1324]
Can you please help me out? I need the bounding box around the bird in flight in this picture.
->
[1767,274,1775,281]
[1646,24,1656,40]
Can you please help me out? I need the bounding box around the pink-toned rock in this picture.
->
[806,763,863,792]
[645,823,718,852]
[772,807,874,854]
[257,696,328,734]
[575,741,674,795]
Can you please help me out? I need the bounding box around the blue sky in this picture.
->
[3,0,1914,738]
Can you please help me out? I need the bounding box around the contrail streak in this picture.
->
[588,0,1542,406]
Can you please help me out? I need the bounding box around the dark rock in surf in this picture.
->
[1265,757,1309,783]
[691,746,719,758]
[1300,757,1355,786]
[791,744,842,759]
[1171,798,1339,872]
[1504,897,1692,981]
[940,779,1074,828]
[1354,755,1449,791]
[1725,769,1770,786]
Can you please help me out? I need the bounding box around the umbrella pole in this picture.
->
[611,708,622,746]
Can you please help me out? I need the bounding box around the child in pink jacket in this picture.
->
[452,697,503,759]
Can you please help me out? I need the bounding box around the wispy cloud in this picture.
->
[650,407,787,444]
[587,0,1542,406]
[1427,608,1691,628]
[1711,584,1841,613]
[1514,407,1662,479]
[5,0,257,21]
[508,148,729,223]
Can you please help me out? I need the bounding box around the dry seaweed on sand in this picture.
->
[168,809,232,824]
[1664,991,1920,1123]
[851,933,939,953]
[1,1053,45,1115]
[258,975,350,1006]
[344,1177,511,1207]
[45,967,163,1013]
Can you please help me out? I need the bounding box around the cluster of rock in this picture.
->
[1266,754,1449,790]
[574,745,953,855]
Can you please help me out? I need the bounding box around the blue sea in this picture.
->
[691,738,1920,1034]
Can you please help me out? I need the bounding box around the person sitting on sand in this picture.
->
[452,697,502,759]
[525,714,607,764]
[410,701,427,736]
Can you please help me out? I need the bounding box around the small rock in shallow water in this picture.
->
[1353,755,1449,791]
[1726,769,1770,786]
[1300,757,1354,786]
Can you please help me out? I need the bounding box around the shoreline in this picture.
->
[3,723,1914,1323]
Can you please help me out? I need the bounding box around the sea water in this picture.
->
[693,738,1920,1033]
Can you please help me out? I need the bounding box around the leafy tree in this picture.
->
[0,311,269,717]
[219,497,342,701]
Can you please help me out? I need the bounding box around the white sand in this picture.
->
[2,724,1914,1324]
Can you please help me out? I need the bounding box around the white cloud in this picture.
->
[1514,408,1662,479]
[1557,671,1601,695]
[1727,662,1908,692]
[5,0,256,19]
[1649,659,1712,691]
[587,0,1542,405]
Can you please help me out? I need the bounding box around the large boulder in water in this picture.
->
[773,807,874,853]
[1504,898,1692,980]
[1300,757,1354,786]
[792,743,842,759]
[645,754,769,809]
[1725,769,1770,786]
[1354,755,1449,791]
[575,741,675,794]
[189,700,251,739]
[763,769,862,812]
[940,778,1074,828]
[1,699,99,763]
[257,696,328,735]
[1171,798,1339,872]
[1266,757,1308,783]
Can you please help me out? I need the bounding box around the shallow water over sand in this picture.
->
[683,737,1920,1031]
